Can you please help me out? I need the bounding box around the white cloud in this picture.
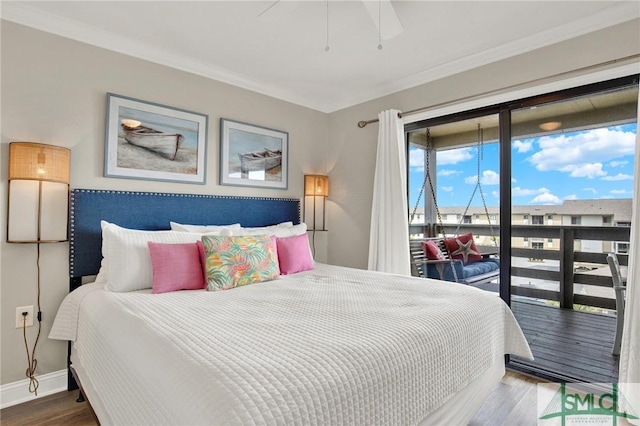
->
[530,192,563,205]
[464,169,499,185]
[559,163,606,179]
[437,147,474,165]
[610,189,628,194]
[441,186,453,192]
[513,139,533,153]
[438,169,461,177]
[512,186,550,197]
[409,148,425,171]
[583,187,597,194]
[527,128,636,175]
[564,194,578,200]
[512,177,517,183]
[602,173,633,181]
[609,160,629,168]
[491,190,499,198]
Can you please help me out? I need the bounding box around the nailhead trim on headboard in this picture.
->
[69,189,301,278]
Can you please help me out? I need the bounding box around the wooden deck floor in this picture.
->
[510,298,619,383]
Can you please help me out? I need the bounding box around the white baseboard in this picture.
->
[0,369,67,409]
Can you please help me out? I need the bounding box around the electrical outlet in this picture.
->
[16,306,34,328]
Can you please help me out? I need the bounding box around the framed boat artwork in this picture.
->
[104,93,208,184]
[219,118,288,189]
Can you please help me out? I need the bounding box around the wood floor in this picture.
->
[511,299,619,383]
[0,390,96,426]
[469,370,544,426]
[1,370,543,425]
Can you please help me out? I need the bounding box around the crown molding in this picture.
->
[0,2,324,111]
[326,2,640,113]
[2,2,638,114]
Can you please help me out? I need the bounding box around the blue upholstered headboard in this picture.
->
[69,189,300,279]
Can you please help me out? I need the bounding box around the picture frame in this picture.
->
[219,118,288,190]
[104,93,208,184]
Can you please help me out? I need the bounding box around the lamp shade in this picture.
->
[304,175,329,197]
[7,142,71,243]
[9,142,70,184]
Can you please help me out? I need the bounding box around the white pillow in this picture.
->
[273,223,307,237]
[170,221,241,233]
[240,221,294,231]
[276,221,294,228]
[94,220,110,284]
[101,221,208,292]
[229,223,313,261]
[230,223,307,238]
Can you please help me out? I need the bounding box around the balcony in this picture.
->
[510,299,618,383]
[410,223,630,383]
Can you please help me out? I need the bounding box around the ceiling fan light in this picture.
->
[539,121,562,131]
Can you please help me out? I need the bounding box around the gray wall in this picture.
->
[326,19,640,269]
[1,17,638,386]
[0,21,329,384]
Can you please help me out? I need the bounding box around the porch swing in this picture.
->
[409,124,501,287]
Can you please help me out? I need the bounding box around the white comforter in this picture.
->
[51,264,532,425]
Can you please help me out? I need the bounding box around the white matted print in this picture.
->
[219,118,288,189]
[104,93,208,184]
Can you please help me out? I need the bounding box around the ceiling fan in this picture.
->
[361,0,404,41]
[258,0,404,42]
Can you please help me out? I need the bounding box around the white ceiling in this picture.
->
[2,1,639,113]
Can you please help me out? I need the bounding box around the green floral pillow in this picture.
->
[201,234,280,291]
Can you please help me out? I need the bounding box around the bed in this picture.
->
[50,189,533,425]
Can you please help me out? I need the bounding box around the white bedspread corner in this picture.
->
[49,282,104,342]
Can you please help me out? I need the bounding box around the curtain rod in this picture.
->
[356,54,640,128]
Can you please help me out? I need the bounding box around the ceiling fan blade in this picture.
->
[257,0,280,18]
[361,0,404,40]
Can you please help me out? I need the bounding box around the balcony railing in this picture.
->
[409,223,630,310]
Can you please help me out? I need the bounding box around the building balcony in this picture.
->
[409,222,630,383]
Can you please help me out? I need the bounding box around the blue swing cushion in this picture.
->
[422,233,499,283]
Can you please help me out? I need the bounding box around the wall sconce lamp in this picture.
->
[303,174,329,231]
[7,142,71,395]
[8,142,70,243]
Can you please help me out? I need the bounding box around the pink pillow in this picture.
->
[147,242,205,294]
[422,240,446,260]
[444,232,483,264]
[196,240,206,277]
[276,233,314,275]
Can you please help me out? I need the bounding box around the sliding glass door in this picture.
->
[406,74,638,382]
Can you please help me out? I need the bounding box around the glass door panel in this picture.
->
[508,85,638,382]
[407,113,500,293]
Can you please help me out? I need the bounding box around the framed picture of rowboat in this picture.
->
[219,118,288,189]
[104,93,208,184]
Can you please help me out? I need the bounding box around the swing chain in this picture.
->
[452,124,498,248]
[410,129,446,237]
[408,128,459,282]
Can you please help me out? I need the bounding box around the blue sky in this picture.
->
[409,123,637,208]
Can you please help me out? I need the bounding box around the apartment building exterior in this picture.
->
[410,198,632,254]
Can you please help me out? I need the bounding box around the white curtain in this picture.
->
[368,109,411,276]
[619,88,640,423]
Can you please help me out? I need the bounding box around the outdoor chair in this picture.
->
[606,252,626,356]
